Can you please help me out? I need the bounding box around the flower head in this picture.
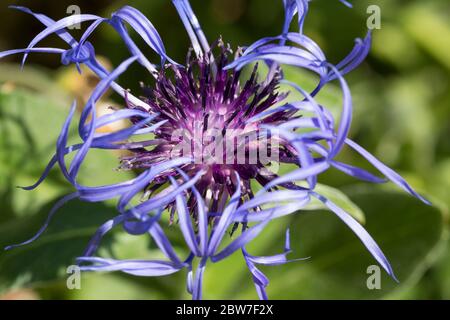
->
[0,0,429,300]
[121,42,289,214]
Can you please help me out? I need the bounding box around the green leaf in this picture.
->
[303,183,366,224]
[0,200,117,293]
[371,23,421,70]
[0,64,69,103]
[430,159,450,215]
[68,273,168,300]
[0,85,74,220]
[223,187,445,299]
[435,235,450,299]
[402,3,450,71]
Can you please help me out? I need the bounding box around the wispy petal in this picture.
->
[170,177,201,256]
[212,218,271,262]
[346,139,431,204]
[4,192,79,250]
[207,173,242,255]
[78,257,184,276]
[311,191,398,281]
[172,0,210,57]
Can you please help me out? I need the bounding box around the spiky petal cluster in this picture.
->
[122,43,296,218]
[0,0,429,300]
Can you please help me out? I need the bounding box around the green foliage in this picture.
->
[0,200,117,292]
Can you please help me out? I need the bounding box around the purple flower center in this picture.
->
[121,42,296,214]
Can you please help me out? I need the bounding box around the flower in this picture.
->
[0,0,429,300]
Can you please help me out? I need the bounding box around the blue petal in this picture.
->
[281,80,329,131]
[78,157,192,203]
[116,158,193,213]
[110,10,166,73]
[89,117,155,146]
[192,258,207,300]
[243,249,269,300]
[331,161,387,183]
[233,196,310,223]
[0,47,65,59]
[4,192,80,250]
[82,215,126,257]
[237,190,308,213]
[242,33,326,64]
[80,109,157,138]
[245,229,309,266]
[123,209,164,235]
[20,14,102,67]
[56,101,77,184]
[258,161,330,192]
[267,125,318,188]
[211,218,271,262]
[130,169,204,215]
[328,31,371,82]
[186,261,194,295]
[327,64,352,159]
[78,257,184,276]
[172,0,210,57]
[78,170,155,203]
[149,223,183,265]
[176,169,209,255]
[246,104,296,124]
[207,173,242,256]
[70,56,138,180]
[282,0,309,34]
[9,6,149,109]
[112,6,173,64]
[18,153,61,191]
[73,18,108,67]
[346,139,431,205]
[226,45,325,76]
[10,6,76,45]
[78,55,139,137]
[340,0,353,8]
[170,177,201,256]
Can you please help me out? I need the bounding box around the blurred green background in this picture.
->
[0,0,449,300]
